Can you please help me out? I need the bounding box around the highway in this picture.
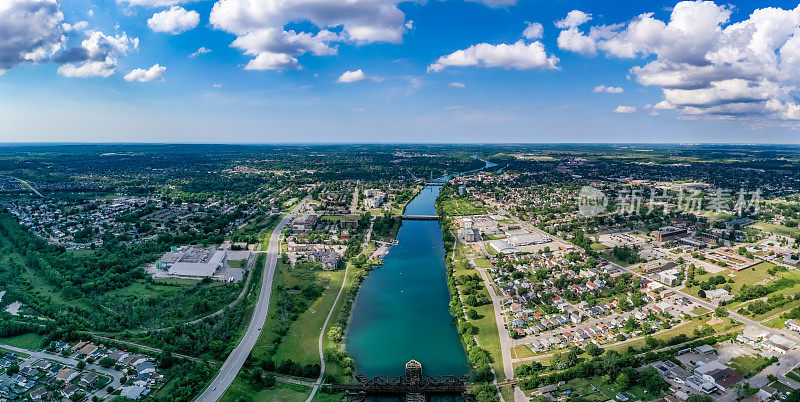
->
[196,199,306,402]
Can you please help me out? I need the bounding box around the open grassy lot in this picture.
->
[438,197,487,216]
[322,265,365,382]
[512,345,535,359]
[587,376,658,401]
[683,261,777,299]
[729,354,774,378]
[769,380,796,393]
[0,333,46,350]
[607,316,739,353]
[756,223,800,238]
[473,257,493,268]
[221,377,311,402]
[273,268,344,366]
[227,259,248,268]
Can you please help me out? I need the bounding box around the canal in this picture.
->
[346,159,496,378]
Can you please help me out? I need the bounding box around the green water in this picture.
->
[346,184,469,377]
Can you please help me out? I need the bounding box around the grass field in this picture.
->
[321,264,364,382]
[473,258,493,268]
[221,377,311,402]
[756,223,800,238]
[683,261,777,299]
[273,268,345,366]
[227,259,248,268]
[607,316,739,353]
[438,197,487,216]
[729,354,774,378]
[512,345,535,359]
[0,333,45,350]
[454,252,505,383]
[769,380,796,393]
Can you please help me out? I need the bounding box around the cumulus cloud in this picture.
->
[147,6,199,34]
[189,47,211,58]
[594,85,623,93]
[118,0,196,6]
[55,30,138,77]
[448,82,466,88]
[337,69,366,83]
[0,0,65,73]
[614,105,637,113]
[209,0,413,70]
[124,64,165,82]
[555,10,592,29]
[556,1,800,122]
[428,40,558,72]
[523,22,543,40]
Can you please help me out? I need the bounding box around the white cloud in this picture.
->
[57,60,115,77]
[555,10,592,29]
[0,0,65,73]
[213,83,222,88]
[337,69,366,83]
[124,64,165,82]
[448,82,466,88]
[209,0,413,70]
[147,6,199,34]
[189,46,211,58]
[87,9,93,17]
[117,0,196,6]
[245,51,299,70]
[614,105,637,113]
[55,30,138,78]
[556,1,800,122]
[428,40,559,72]
[593,85,623,93]
[465,0,516,8]
[523,22,543,40]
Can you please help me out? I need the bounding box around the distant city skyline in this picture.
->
[3,0,800,143]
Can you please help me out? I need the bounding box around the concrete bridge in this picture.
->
[401,215,439,220]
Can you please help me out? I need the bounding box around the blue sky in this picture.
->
[2,0,800,143]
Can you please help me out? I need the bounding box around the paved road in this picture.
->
[196,199,306,402]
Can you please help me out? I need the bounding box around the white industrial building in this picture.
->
[506,233,551,246]
[488,240,518,254]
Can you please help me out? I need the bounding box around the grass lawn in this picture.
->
[692,307,710,315]
[152,277,202,286]
[273,269,344,366]
[473,258,493,269]
[512,345,535,359]
[0,333,46,350]
[787,370,800,384]
[683,261,776,299]
[438,197,487,217]
[227,259,248,268]
[590,243,608,251]
[765,316,788,329]
[756,223,800,238]
[729,354,774,378]
[322,264,365,382]
[588,376,658,401]
[453,239,505,383]
[607,317,739,353]
[769,380,796,393]
[221,377,311,402]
